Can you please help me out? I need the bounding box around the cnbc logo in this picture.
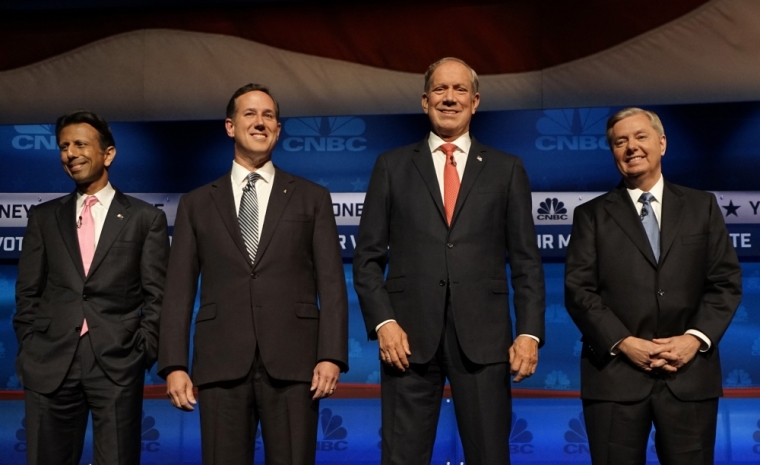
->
[509,412,534,454]
[563,412,589,454]
[11,125,58,151]
[140,411,160,452]
[14,417,26,452]
[282,117,367,152]
[317,408,348,451]
[535,108,610,151]
[536,198,568,220]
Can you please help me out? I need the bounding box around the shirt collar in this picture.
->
[427,132,472,155]
[627,174,665,204]
[232,159,275,186]
[76,182,115,209]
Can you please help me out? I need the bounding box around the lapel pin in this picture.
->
[284,189,288,193]
[477,156,483,162]
[117,214,124,219]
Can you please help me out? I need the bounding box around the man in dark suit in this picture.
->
[353,57,545,465]
[564,107,742,465]
[158,83,348,465]
[14,110,169,465]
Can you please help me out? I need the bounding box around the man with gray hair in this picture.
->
[354,57,545,464]
[565,107,741,465]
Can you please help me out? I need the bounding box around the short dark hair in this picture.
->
[55,110,115,150]
[226,83,280,121]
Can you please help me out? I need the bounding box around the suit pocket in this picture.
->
[386,278,405,293]
[492,280,509,294]
[120,313,140,332]
[295,303,319,319]
[681,234,707,245]
[478,185,505,194]
[284,214,312,222]
[32,318,51,332]
[112,240,140,248]
[195,304,217,322]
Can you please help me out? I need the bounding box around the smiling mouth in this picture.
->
[626,155,646,162]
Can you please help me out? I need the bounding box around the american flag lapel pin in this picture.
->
[117,214,124,219]
[477,156,483,162]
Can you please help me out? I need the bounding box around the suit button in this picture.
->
[447,243,454,248]
[251,273,258,279]
[75,326,81,332]
[657,289,665,296]
[83,295,89,301]
[439,280,446,286]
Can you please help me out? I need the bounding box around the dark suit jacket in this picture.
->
[157,168,348,386]
[564,181,742,402]
[353,138,545,365]
[14,189,169,394]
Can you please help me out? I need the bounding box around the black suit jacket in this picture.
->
[353,138,545,365]
[158,167,348,386]
[14,189,169,393]
[564,181,742,402]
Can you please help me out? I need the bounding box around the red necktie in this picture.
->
[441,143,460,226]
[78,195,98,336]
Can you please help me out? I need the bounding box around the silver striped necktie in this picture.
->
[239,172,261,264]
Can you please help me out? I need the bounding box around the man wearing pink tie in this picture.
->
[14,110,170,465]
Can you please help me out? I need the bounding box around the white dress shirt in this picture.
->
[76,182,116,247]
[376,133,539,344]
[231,159,275,235]
[612,175,711,353]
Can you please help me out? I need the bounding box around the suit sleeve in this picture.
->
[505,159,546,345]
[157,196,200,378]
[14,205,46,354]
[313,188,349,372]
[685,195,742,346]
[564,205,631,355]
[138,208,170,369]
[352,154,394,339]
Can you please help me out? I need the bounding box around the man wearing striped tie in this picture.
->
[14,110,170,465]
[158,84,348,465]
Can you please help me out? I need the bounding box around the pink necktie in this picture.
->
[78,195,98,336]
[441,143,460,225]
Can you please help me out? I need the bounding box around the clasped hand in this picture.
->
[618,335,702,373]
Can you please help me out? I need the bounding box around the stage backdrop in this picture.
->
[0,102,759,464]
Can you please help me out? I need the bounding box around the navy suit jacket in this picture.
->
[353,138,545,364]
[15,189,169,393]
[158,168,348,386]
[565,181,742,401]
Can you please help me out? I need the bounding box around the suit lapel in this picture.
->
[604,185,658,267]
[88,190,131,278]
[450,138,487,227]
[54,193,85,280]
[411,140,446,225]
[253,167,295,268]
[210,173,251,265]
[659,181,685,264]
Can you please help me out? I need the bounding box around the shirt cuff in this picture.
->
[610,339,624,356]
[375,319,396,333]
[685,329,711,352]
[516,334,540,344]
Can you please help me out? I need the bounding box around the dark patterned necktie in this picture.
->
[239,172,261,264]
[639,192,660,262]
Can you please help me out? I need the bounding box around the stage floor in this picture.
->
[1,397,759,464]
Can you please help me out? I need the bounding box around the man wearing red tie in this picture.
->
[353,57,546,464]
[14,110,169,465]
